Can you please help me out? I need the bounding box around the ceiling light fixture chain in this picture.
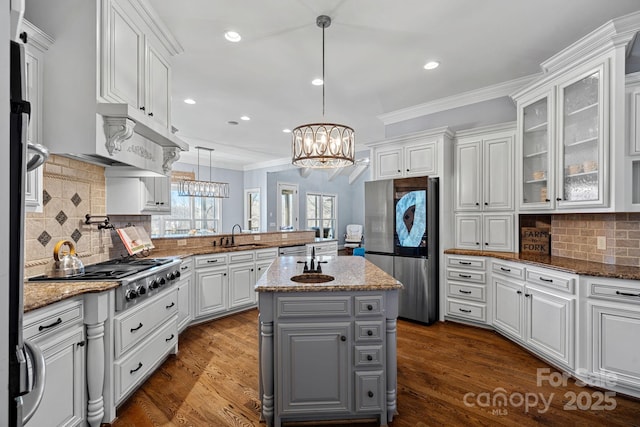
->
[291,15,355,169]
[177,146,230,198]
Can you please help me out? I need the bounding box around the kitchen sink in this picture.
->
[290,274,335,284]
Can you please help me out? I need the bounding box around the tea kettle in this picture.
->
[51,240,85,278]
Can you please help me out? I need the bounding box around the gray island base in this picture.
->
[255,255,402,427]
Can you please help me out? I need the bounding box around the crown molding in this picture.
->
[243,157,292,171]
[453,121,517,139]
[22,19,54,52]
[377,74,537,126]
[366,126,454,147]
[132,0,184,56]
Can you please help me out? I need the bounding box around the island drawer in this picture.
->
[355,345,383,367]
[355,320,383,342]
[355,295,383,316]
[277,296,352,317]
[355,370,384,412]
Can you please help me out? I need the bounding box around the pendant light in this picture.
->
[291,15,355,168]
[177,146,230,198]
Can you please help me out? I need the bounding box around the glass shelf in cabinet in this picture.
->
[523,150,548,158]
[564,170,598,179]
[564,136,597,148]
[565,102,598,118]
[524,121,548,133]
[524,178,548,184]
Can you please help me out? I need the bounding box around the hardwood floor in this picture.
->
[110,309,640,426]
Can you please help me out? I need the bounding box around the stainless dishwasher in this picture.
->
[278,244,307,256]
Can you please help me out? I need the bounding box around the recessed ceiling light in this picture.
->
[283,129,291,133]
[424,61,440,70]
[240,116,250,121]
[311,78,324,86]
[184,98,196,104]
[228,120,239,125]
[224,31,241,42]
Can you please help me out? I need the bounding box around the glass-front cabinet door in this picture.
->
[521,94,553,209]
[557,65,605,207]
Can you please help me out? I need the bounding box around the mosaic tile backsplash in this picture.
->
[24,155,151,278]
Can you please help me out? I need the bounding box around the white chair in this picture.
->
[344,224,363,251]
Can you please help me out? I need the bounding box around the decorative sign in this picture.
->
[521,227,550,255]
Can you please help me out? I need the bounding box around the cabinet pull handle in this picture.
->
[539,277,553,283]
[397,169,401,173]
[165,334,175,342]
[458,290,472,294]
[367,330,373,336]
[367,304,373,311]
[166,302,175,309]
[475,202,479,206]
[207,259,218,263]
[406,169,410,172]
[77,340,86,347]
[148,112,154,117]
[130,322,143,332]
[615,290,640,297]
[545,198,551,202]
[484,202,488,206]
[475,242,480,246]
[340,336,347,342]
[556,197,562,201]
[367,355,373,361]
[459,308,472,313]
[130,362,143,374]
[251,268,254,271]
[524,293,531,298]
[140,106,145,111]
[458,274,471,278]
[485,242,489,246]
[38,317,62,331]
[368,391,374,398]
[458,261,471,265]
[500,267,511,272]
[181,266,188,270]
[517,290,522,294]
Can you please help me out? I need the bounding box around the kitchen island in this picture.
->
[255,255,402,427]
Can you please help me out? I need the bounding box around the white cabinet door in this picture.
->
[228,262,256,309]
[483,214,513,252]
[375,147,403,180]
[404,142,437,176]
[455,141,482,211]
[140,176,171,214]
[195,266,228,318]
[177,272,193,332]
[483,136,513,210]
[103,0,144,109]
[525,286,574,368]
[454,214,481,250]
[493,276,524,340]
[588,301,640,390]
[145,41,171,129]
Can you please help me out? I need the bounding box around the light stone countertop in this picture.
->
[24,280,120,312]
[255,255,402,292]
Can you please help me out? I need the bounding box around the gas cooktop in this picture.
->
[28,257,176,281]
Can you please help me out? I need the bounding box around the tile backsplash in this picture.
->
[551,213,640,266]
[24,155,151,278]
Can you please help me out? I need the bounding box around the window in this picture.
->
[151,181,221,237]
[277,183,298,230]
[244,188,260,231]
[306,192,336,238]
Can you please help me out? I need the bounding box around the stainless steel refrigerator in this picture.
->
[364,177,438,324]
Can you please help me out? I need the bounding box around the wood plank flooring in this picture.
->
[110,309,640,427]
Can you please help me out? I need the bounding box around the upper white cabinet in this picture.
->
[513,12,640,212]
[101,0,172,129]
[625,73,640,210]
[368,127,454,180]
[106,176,172,215]
[140,176,172,213]
[454,123,515,212]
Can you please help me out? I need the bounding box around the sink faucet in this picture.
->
[231,223,243,245]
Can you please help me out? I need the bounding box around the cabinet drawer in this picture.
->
[195,253,228,268]
[24,298,83,340]
[526,267,575,294]
[447,269,486,284]
[355,345,383,367]
[446,300,486,322]
[355,370,384,412]
[114,288,178,357]
[355,295,383,316]
[255,247,278,260]
[178,257,193,276]
[277,296,352,317]
[114,317,177,403]
[447,281,486,302]
[229,251,255,264]
[587,277,640,305]
[447,256,485,270]
[355,320,383,342]
[492,261,525,281]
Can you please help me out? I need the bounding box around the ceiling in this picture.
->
[149,0,640,170]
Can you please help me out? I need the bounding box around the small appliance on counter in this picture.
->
[365,176,439,324]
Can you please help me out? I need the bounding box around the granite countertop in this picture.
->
[24,280,120,313]
[444,249,640,280]
[255,255,402,292]
[151,239,317,258]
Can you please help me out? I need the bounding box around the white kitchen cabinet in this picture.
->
[195,263,228,318]
[229,261,257,309]
[455,124,515,212]
[625,73,640,211]
[444,255,489,325]
[454,213,513,252]
[306,241,338,257]
[23,298,85,427]
[101,0,172,130]
[22,21,53,213]
[176,257,193,333]
[106,176,171,215]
